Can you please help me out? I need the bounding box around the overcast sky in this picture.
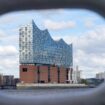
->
[0,9,105,78]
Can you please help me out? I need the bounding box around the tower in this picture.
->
[19,20,73,84]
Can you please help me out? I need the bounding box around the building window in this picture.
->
[25,27,27,30]
[22,68,28,72]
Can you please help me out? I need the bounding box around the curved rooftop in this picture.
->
[19,20,73,68]
[31,20,71,48]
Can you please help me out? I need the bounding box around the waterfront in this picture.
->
[0,88,93,97]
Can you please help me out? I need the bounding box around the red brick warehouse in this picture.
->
[20,64,71,83]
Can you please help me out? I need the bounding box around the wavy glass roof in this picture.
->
[19,20,73,68]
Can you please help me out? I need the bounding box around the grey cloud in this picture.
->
[53,25,105,78]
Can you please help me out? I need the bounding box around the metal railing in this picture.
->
[0,0,105,105]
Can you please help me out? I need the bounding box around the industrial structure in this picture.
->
[19,20,73,83]
[72,66,81,84]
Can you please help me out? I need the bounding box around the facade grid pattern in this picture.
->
[19,20,73,68]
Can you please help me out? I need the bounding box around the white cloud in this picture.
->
[0,58,19,77]
[0,58,18,69]
[52,25,105,78]
[0,29,19,77]
[85,20,94,28]
[0,45,19,77]
[83,17,97,28]
[0,45,18,56]
[0,14,21,24]
[0,24,21,77]
[44,19,76,30]
[0,30,6,38]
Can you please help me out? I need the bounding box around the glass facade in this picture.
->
[19,20,73,68]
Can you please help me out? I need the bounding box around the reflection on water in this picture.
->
[0,88,93,97]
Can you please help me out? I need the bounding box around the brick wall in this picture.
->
[20,65,69,84]
[20,65,37,83]
[50,67,58,83]
[39,66,48,83]
[60,67,67,83]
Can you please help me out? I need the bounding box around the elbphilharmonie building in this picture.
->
[19,20,73,84]
[19,20,72,68]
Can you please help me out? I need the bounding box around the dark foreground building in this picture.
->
[19,20,73,83]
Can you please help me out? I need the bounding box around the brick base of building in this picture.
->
[20,64,72,84]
